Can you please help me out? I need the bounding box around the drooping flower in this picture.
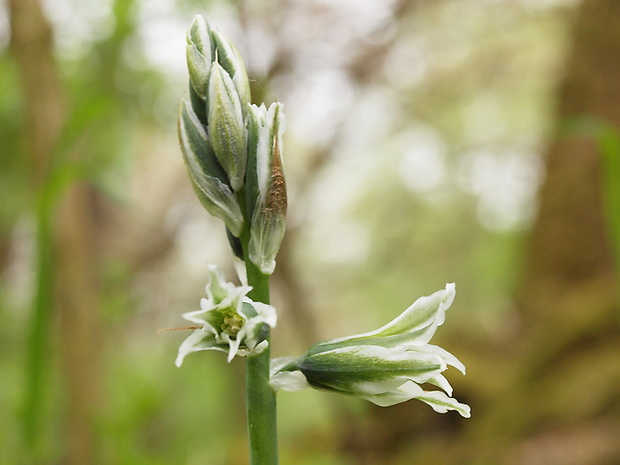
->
[271,283,471,417]
[175,265,277,366]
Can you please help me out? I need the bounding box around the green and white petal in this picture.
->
[207,62,248,191]
[310,284,455,354]
[368,381,471,418]
[178,100,244,236]
[175,327,223,367]
[247,103,287,274]
[270,357,309,391]
[239,301,277,350]
[204,263,251,307]
[298,345,445,394]
[186,15,213,100]
[221,331,243,363]
[270,370,309,392]
[211,28,251,116]
[414,344,466,374]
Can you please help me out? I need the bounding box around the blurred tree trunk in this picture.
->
[8,1,103,464]
[517,0,620,322]
[463,0,620,463]
[339,0,620,464]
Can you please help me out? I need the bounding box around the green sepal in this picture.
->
[226,227,244,261]
[211,28,252,118]
[207,62,248,191]
[178,100,244,236]
[186,15,213,100]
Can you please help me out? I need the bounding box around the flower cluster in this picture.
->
[174,15,470,422]
[176,265,277,366]
[179,15,286,274]
[271,284,470,417]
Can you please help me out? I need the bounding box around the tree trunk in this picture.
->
[9,1,103,463]
[337,0,620,463]
[468,0,620,463]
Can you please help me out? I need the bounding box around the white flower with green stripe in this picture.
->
[175,265,277,366]
[271,283,470,417]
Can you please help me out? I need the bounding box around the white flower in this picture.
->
[271,283,470,418]
[176,265,277,366]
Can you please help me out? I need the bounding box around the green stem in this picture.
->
[242,231,278,465]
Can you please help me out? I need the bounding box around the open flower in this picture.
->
[271,283,470,417]
[175,265,277,366]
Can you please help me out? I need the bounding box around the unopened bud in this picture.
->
[246,103,287,274]
[178,100,244,236]
[186,15,213,100]
[207,61,248,191]
[211,29,252,117]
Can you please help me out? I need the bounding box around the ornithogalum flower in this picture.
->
[270,283,471,417]
[176,265,277,366]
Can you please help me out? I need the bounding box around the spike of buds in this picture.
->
[179,15,288,272]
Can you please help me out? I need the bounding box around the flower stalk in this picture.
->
[177,14,285,464]
[243,241,278,465]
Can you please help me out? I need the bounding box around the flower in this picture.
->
[271,283,471,418]
[245,102,287,274]
[175,265,277,366]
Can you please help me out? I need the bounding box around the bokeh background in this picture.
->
[1,0,620,464]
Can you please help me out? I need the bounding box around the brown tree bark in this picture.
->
[518,0,620,324]
[7,0,63,183]
[8,1,103,464]
[335,0,620,463]
[455,1,620,463]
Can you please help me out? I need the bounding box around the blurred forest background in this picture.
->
[1,0,620,464]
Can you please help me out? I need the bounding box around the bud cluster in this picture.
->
[178,15,286,274]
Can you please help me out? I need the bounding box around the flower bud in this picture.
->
[246,103,287,274]
[211,28,252,117]
[207,61,248,191]
[271,284,471,417]
[178,100,244,236]
[186,15,213,101]
[176,265,277,366]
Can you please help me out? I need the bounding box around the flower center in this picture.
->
[220,307,245,338]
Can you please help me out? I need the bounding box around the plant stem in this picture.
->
[243,235,278,465]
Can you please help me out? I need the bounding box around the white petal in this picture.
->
[426,374,453,396]
[325,284,455,347]
[219,332,241,362]
[270,370,310,392]
[175,328,222,367]
[398,382,471,417]
[233,256,248,286]
[423,344,466,374]
[252,301,278,328]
